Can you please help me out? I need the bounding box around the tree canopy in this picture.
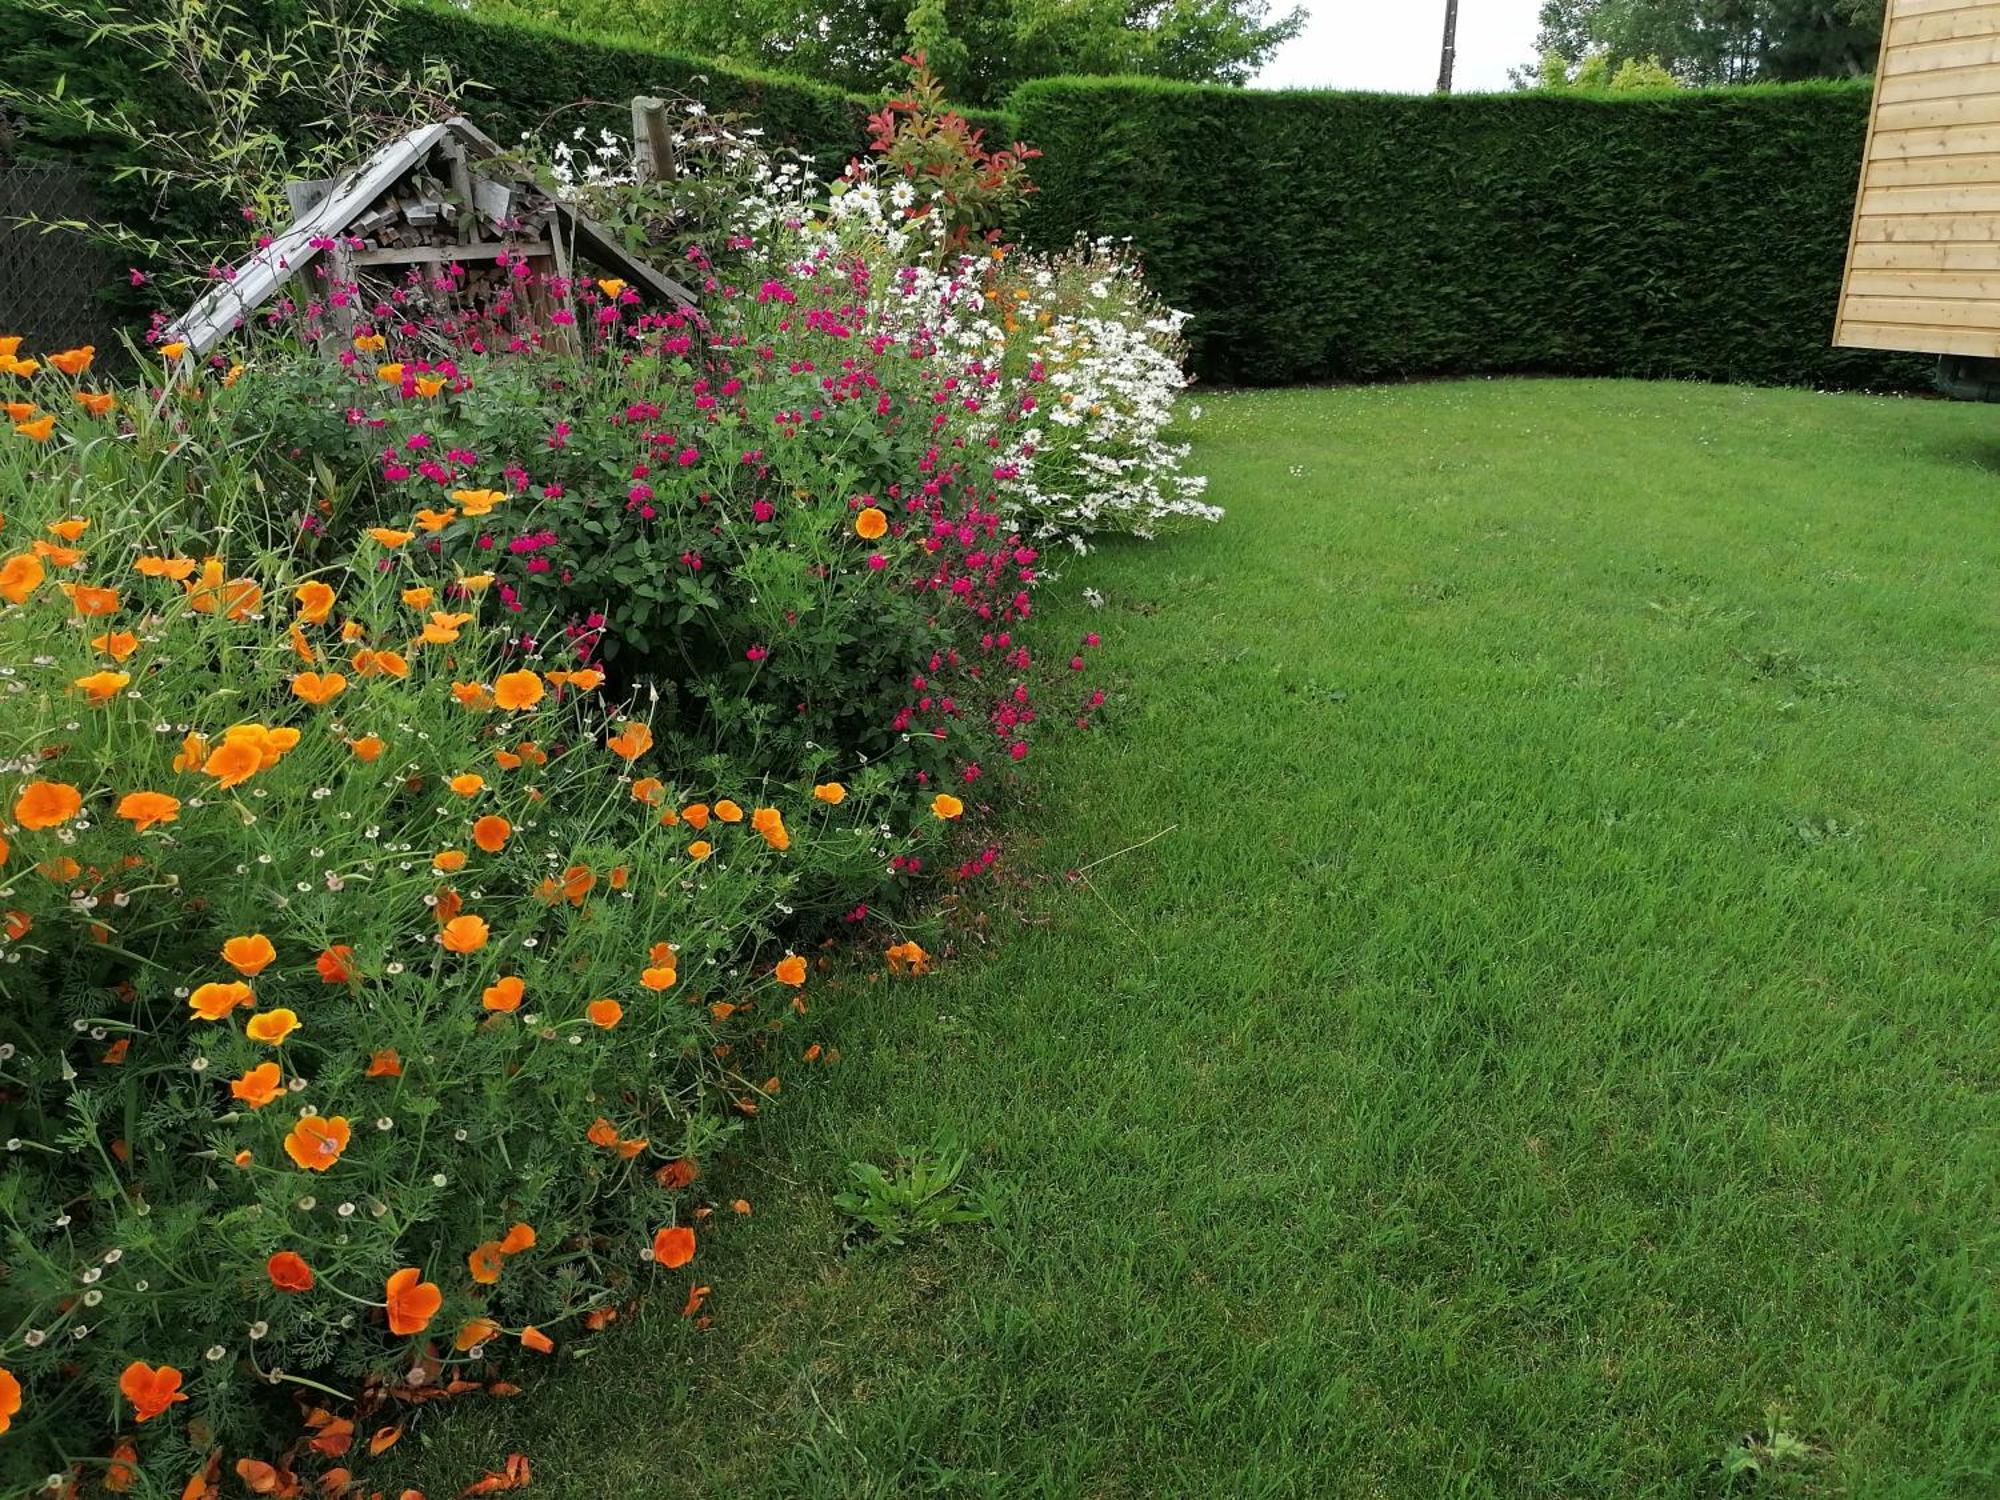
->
[1528,0,1883,87]
[469,0,1306,108]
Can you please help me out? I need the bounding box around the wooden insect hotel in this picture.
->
[167,114,694,358]
[1835,0,2000,392]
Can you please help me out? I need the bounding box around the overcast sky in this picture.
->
[1257,0,1546,93]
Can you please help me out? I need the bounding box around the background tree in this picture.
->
[465,0,1306,108]
[1524,0,1883,87]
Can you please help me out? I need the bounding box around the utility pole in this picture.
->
[1438,0,1460,93]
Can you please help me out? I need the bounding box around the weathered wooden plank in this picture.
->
[351,241,553,267]
[1842,293,2000,328]
[1862,149,2000,183]
[1882,31,2000,74]
[1852,209,2000,238]
[1850,237,2000,267]
[1859,180,2000,211]
[1892,0,2000,17]
[1888,6,2000,47]
[1876,92,2000,129]
[1869,121,2000,156]
[1845,266,2000,295]
[1875,60,2000,103]
[1835,318,2000,355]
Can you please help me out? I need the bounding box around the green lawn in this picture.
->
[408,380,2000,1498]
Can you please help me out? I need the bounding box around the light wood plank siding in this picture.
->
[1836,0,2000,356]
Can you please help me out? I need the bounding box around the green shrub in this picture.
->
[1012,75,1929,392]
[0,355,951,1495]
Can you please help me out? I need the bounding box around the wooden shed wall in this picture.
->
[1836,0,2000,356]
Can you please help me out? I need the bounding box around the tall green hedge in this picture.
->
[1012,76,1928,392]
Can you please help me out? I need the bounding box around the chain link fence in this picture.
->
[0,163,123,360]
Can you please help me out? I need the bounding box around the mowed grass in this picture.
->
[408,381,2000,1498]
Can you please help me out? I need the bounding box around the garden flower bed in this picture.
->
[0,85,1214,1497]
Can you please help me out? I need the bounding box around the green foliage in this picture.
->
[833,1131,992,1248]
[0,367,925,1494]
[1530,0,1883,86]
[460,0,1306,110]
[1012,75,1928,391]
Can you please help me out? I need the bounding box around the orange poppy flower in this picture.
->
[586,1117,620,1148]
[119,1361,187,1422]
[931,793,964,819]
[46,517,89,541]
[609,865,629,889]
[229,1061,282,1107]
[184,558,261,619]
[492,746,523,770]
[481,975,525,1012]
[2,400,33,421]
[414,375,447,398]
[1,552,44,604]
[73,669,129,702]
[467,1241,506,1285]
[284,1114,350,1171]
[586,998,623,1028]
[651,1225,696,1269]
[854,506,888,540]
[293,581,336,623]
[401,585,436,609]
[640,964,677,992]
[561,865,596,906]
[454,1317,500,1352]
[158,341,188,359]
[347,735,385,762]
[682,803,710,830]
[92,629,139,662]
[267,1250,314,1292]
[317,945,358,983]
[752,807,789,850]
[516,740,548,765]
[288,622,316,663]
[519,1326,555,1354]
[134,555,196,580]
[14,779,82,829]
[48,345,93,376]
[434,890,463,926]
[74,390,115,418]
[656,1157,698,1190]
[290,670,346,706]
[605,721,653,760]
[384,1267,442,1335]
[450,488,505,516]
[39,854,80,882]
[221,933,276,977]
[367,527,414,548]
[687,840,712,862]
[457,571,495,593]
[471,815,511,852]
[681,1285,711,1318]
[31,539,80,567]
[3,912,30,942]
[886,940,931,976]
[713,799,743,823]
[245,1008,300,1045]
[492,670,543,711]
[115,790,179,831]
[13,414,55,441]
[413,507,456,533]
[366,1048,402,1077]
[774,954,807,987]
[200,739,262,789]
[813,782,847,804]
[440,914,489,953]
[629,777,665,806]
[421,610,473,644]
[62,582,119,616]
[499,1223,536,1254]
[433,848,468,873]
[450,680,493,710]
[448,773,485,796]
[188,981,253,1021]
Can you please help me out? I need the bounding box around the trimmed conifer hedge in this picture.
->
[1012,76,1929,391]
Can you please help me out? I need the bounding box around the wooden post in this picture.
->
[631,96,677,184]
[1437,0,1460,94]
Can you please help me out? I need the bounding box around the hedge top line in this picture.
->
[392,0,1877,139]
